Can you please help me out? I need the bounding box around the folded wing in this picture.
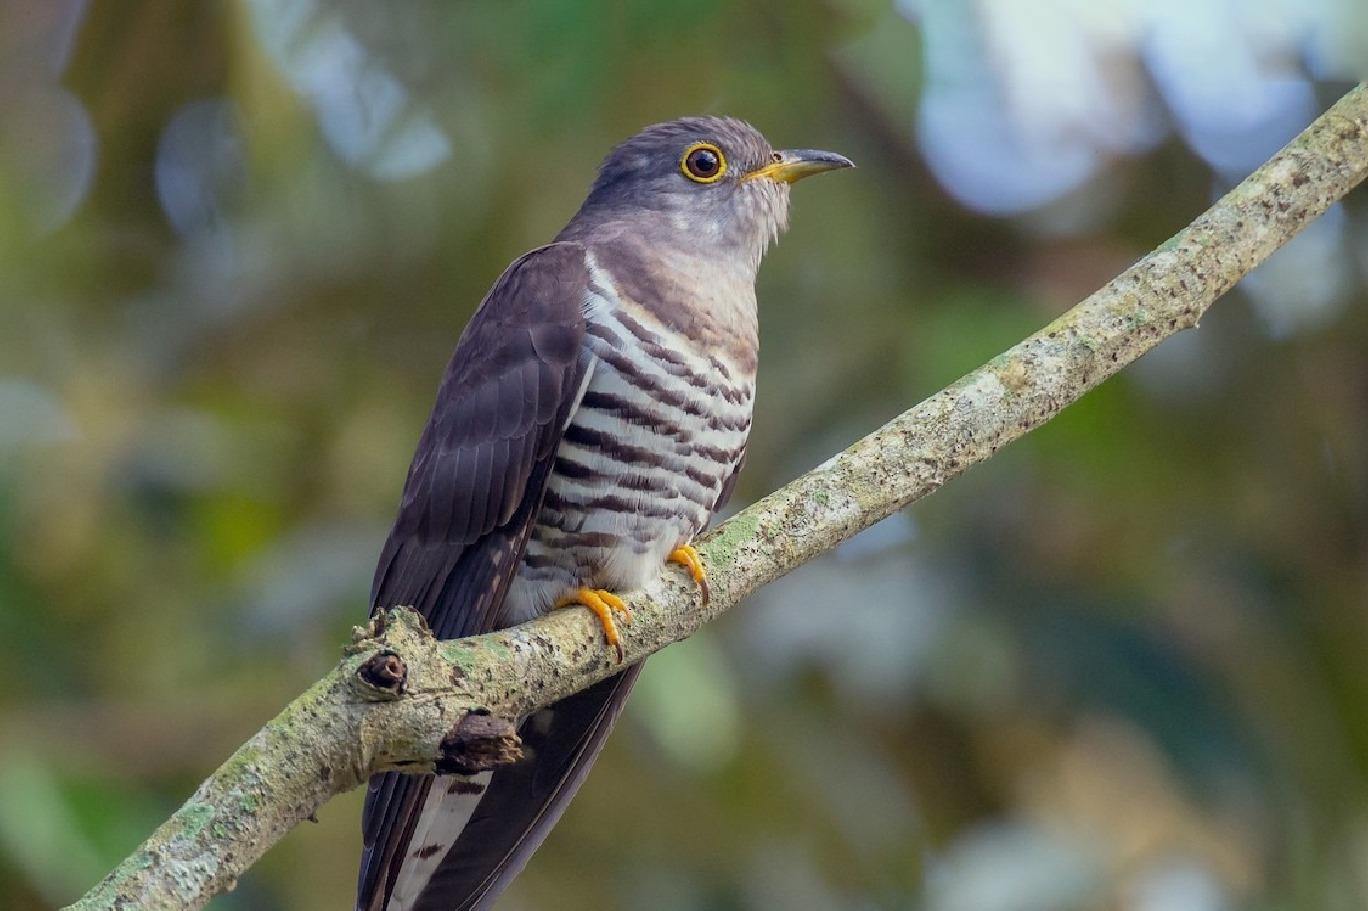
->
[360,241,617,911]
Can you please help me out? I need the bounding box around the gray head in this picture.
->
[558,116,852,274]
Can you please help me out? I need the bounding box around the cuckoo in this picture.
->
[358,116,851,911]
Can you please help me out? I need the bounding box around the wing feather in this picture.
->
[359,242,593,911]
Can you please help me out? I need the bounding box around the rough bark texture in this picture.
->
[67,83,1368,911]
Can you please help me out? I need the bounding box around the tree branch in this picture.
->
[67,83,1368,911]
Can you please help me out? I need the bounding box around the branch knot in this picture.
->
[358,651,407,696]
[436,711,523,774]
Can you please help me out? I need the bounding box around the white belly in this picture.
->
[501,301,753,624]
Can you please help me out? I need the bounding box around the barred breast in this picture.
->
[501,256,754,624]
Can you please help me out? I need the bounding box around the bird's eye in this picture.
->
[681,142,726,183]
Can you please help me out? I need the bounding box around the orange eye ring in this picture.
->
[680,142,727,183]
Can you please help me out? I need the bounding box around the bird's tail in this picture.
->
[357,664,642,911]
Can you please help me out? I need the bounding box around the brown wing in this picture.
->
[368,241,592,637]
[359,242,594,910]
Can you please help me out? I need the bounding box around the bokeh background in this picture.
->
[3,1,1367,909]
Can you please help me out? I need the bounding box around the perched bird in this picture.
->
[358,116,851,911]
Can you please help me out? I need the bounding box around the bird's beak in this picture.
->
[743,149,855,184]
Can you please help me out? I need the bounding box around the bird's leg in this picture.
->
[554,589,632,662]
[668,545,709,605]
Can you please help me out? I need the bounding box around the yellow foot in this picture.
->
[554,588,632,662]
[668,545,709,605]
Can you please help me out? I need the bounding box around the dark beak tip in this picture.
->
[793,150,855,173]
[795,149,852,163]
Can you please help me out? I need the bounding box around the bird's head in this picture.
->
[562,116,853,273]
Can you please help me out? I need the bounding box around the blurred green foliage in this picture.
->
[2,1,1367,910]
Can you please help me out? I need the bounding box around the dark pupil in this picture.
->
[689,149,718,176]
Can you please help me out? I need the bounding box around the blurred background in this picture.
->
[2,1,1367,909]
